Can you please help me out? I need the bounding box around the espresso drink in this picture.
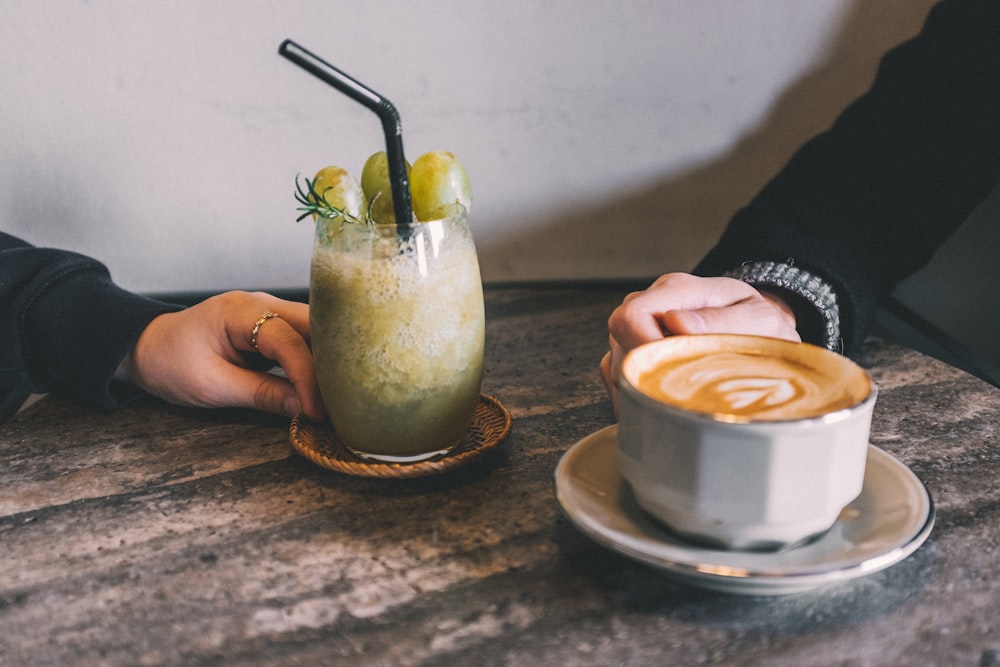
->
[628,336,871,422]
[618,334,876,550]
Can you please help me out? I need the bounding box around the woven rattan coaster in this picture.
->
[289,394,512,478]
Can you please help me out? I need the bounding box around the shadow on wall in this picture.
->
[481,0,937,281]
[486,0,1000,382]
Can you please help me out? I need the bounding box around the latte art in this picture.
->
[636,350,865,421]
[707,376,798,411]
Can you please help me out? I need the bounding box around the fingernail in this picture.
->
[681,311,706,333]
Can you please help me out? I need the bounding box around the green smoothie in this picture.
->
[310,212,485,461]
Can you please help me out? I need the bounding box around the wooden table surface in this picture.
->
[1,283,998,666]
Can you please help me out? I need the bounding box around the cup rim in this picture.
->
[619,334,876,425]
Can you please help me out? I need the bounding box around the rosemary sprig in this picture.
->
[294,174,362,223]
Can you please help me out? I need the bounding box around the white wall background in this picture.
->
[10,1,997,370]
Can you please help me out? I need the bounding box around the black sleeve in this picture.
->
[695,0,1000,357]
[1,231,180,422]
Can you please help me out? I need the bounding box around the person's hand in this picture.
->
[600,273,800,411]
[116,291,325,421]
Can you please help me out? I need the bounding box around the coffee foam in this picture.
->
[625,336,871,422]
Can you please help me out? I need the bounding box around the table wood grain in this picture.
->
[1,284,998,666]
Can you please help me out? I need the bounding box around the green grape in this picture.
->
[410,151,472,221]
[305,165,367,222]
[361,151,411,224]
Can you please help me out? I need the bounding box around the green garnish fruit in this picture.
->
[361,151,412,224]
[410,151,472,221]
[295,151,472,228]
[295,166,367,223]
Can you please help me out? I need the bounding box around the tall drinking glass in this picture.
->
[309,210,485,462]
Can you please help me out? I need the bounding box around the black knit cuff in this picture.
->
[724,260,842,352]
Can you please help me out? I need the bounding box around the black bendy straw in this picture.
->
[278,39,413,236]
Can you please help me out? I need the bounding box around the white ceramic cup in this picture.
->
[617,334,876,551]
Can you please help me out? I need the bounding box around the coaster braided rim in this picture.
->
[289,394,512,479]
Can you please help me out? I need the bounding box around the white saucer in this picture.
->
[554,425,934,596]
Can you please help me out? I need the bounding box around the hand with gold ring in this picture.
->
[115,291,325,420]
